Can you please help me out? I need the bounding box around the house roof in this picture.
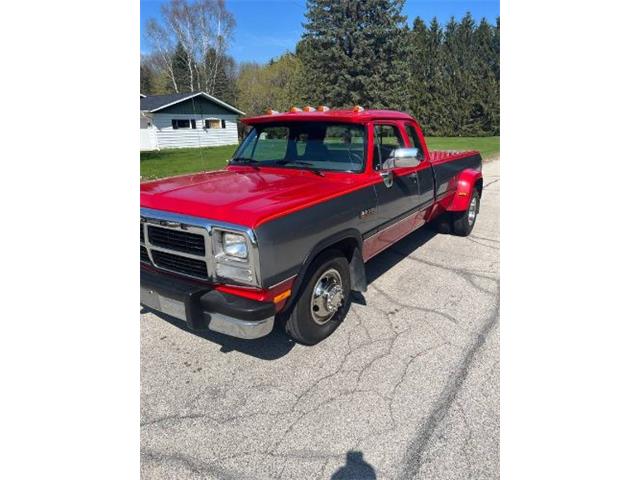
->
[140,92,244,115]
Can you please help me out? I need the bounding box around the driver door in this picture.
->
[371,122,421,247]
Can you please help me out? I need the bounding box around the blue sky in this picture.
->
[140,0,500,64]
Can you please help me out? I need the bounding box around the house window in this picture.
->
[205,119,226,129]
[171,119,195,129]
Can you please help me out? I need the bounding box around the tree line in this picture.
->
[142,0,500,136]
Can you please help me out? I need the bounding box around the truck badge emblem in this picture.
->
[360,208,376,218]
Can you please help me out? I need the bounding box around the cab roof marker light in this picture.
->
[353,105,365,113]
[303,106,316,112]
[317,105,330,112]
[265,109,279,115]
[289,106,303,113]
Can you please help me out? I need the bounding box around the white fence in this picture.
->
[140,129,159,151]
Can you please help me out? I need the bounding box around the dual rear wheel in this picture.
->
[451,189,480,236]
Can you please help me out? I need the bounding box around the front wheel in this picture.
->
[282,250,351,345]
[451,189,480,236]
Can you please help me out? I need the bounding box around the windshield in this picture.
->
[231,122,366,172]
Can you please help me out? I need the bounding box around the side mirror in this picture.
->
[390,147,421,168]
[379,148,420,187]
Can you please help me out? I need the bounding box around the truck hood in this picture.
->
[140,166,373,228]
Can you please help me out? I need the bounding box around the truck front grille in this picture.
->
[151,250,208,279]
[140,245,151,264]
[140,216,212,280]
[148,226,206,256]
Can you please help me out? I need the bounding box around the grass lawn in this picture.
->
[140,136,499,181]
[140,145,238,181]
[427,136,500,160]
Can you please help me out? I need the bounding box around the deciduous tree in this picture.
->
[237,53,304,116]
[144,0,236,97]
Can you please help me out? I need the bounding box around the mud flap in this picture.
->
[349,247,367,292]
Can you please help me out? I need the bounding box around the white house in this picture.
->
[140,92,245,151]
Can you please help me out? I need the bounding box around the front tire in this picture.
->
[282,250,351,345]
[451,189,480,236]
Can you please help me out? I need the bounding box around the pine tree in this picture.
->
[449,13,478,135]
[408,18,429,127]
[440,17,461,135]
[408,17,452,136]
[140,63,153,95]
[491,17,500,134]
[472,18,499,135]
[169,42,193,92]
[203,48,238,104]
[299,0,410,110]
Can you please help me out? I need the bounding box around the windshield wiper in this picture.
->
[276,160,325,176]
[230,157,261,169]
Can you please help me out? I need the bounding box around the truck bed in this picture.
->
[430,150,481,163]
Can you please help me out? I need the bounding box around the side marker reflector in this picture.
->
[273,290,292,303]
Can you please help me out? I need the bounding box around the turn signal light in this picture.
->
[303,106,316,112]
[353,105,365,113]
[289,106,303,113]
[317,105,330,112]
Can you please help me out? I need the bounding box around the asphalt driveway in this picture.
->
[140,159,500,480]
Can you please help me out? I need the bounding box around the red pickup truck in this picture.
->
[140,108,483,345]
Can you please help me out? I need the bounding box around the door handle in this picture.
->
[408,172,418,183]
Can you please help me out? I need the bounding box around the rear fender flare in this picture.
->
[447,169,483,212]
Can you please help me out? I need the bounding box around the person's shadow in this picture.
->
[331,451,376,480]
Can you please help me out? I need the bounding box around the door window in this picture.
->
[404,123,425,160]
[373,124,405,170]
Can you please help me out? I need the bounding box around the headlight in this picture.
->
[222,232,248,259]
[214,229,259,287]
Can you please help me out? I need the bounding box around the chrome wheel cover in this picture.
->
[310,268,344,325]
[468,196,478,226]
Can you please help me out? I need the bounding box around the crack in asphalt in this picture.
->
[141,448,249,480]
[384,252,499,296]
[483,178,500,189]
[470,234,500,244]
[466,236,500,250]
[455,400,475,476]
[398,293,500,480]
[368,283,463,327]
